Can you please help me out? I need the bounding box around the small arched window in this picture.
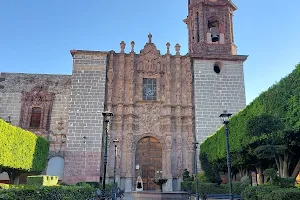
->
[30,107,42,128]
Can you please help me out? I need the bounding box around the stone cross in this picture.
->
[120,41,126,53]
[148,33,152,43]
[166,42,170,55]
[131,41,135,53]
[175,43,181,55]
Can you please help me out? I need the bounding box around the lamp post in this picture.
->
[219,110,233,200]
[112,138,119,200]
[193,142,199,200]
[113,138,119,185]
[101,111,114,199]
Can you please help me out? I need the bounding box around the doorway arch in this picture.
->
[135,136,162,190]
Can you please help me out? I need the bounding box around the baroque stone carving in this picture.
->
[105,35,194,187]
[19,86,55,136]
[138,104,160,134]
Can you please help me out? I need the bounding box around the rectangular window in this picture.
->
[30,107,42,128]
[143,78,157,101]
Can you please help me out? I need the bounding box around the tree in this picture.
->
[200,153,222,184]
[245,115,300,178]
[0,119,49,184]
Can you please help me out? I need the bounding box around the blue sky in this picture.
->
[0,0,299,104]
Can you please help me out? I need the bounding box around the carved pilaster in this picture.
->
[175,50,181,106]
[107,51,115,111]
[186,57,193,107]
[165,50,171,105]
[176,134,183,177]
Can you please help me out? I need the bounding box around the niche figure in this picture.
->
[136,176,143,191]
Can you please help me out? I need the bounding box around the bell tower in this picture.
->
[187,0,248,172]
[184,0,238,56]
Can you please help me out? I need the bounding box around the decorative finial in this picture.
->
[175,43,181,55]
[131,41,135,53]
[148,33,152,43]
[120,41,126,53]
[166,42,170,55]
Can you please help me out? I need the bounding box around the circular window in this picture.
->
[214,64,221,74]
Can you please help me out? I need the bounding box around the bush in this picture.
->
[0,183,9,189]
[0,119,49,171]
[221,182,250,194]
[0,185,96,200]
[76,181,100,188]
[181,180,194,192]
[241,185,300,200]
[198,183,225,199]
[241,175,251,184]
[0,119,49,183]
[197,173,209,183]
[181,181,227,198]
[183,169,194,181]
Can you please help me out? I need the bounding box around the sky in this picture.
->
[0,0,299,105]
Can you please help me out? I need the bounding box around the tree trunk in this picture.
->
[291,158,300,178]
[256,164,264,185]
[7,169,21,185]
[282,153,290,178]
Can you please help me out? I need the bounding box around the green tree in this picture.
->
[245,115,300,178]
[200,153,222,184]
[0,119,49,184]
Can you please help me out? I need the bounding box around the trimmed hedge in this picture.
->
[241,185,300,200]
[181,181,248,199]
[0,119,49,172]
[200,64,300,163]
[0,185,96,200]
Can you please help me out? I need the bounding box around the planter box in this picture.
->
[27,175,58,186]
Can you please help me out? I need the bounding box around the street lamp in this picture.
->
[219,110,233,200]
[113,138,119,185]
[193,142,199,200]
[101,111,114,199]
[112,138,119,200]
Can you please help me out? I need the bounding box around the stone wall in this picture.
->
[0,73,71,130]
[0,92,22,126]
[63,51,107,184]
[193,59,246,153]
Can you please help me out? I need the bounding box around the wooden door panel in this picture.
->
[135,136,162,191]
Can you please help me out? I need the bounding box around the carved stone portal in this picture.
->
[19,85,55,136]
[106,35,195,191]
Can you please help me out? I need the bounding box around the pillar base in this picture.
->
[162,178,173,192]
[125,177,132,192]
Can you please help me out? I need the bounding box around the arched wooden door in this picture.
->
[135,136,162,190]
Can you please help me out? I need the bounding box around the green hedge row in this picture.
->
[241,185,300,200]
[181,181,249,198]
[0,185,96,200]
[0,119,49,172]
[200,64,300,163]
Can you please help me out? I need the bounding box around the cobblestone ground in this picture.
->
[122,192,132,200]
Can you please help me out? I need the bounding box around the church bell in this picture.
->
[210,26,219,42]
[211,33,219,42]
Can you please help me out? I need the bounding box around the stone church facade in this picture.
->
[0,0,247,191]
